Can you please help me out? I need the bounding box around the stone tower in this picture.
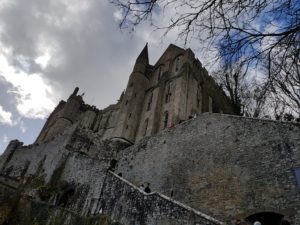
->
[113,44,150,143]
[35,87,83,143]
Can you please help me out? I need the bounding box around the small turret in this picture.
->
[0,140,23,171]
[61,87,83,122]
[36,88,83,143]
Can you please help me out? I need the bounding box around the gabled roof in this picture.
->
[136,43,149,64]
[153,44,185,67]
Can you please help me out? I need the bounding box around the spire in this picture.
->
[133,43,149,74]
[136,43,149,64]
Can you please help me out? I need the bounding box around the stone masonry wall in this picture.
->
[2,111,299,224]
[97,171,222,225]
[115,113,300,224]
[0,127,112,215]
[0,124,223,225]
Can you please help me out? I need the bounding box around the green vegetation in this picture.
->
[37,185,58,201]
[31,201,49,225]
[49,158,68,187]
[32,158,68,202]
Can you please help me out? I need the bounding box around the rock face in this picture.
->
[0,113,299,225]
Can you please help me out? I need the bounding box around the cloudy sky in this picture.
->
[0,0,216,154]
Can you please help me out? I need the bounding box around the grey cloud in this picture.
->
[0,1,148,110]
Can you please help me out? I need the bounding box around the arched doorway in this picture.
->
[245,212,290,225]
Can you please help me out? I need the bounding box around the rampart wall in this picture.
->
[0,120,222,225]
[0,127,111,214]
[1,113,299,224]
[97,171,221,225]
[115,113,300,224]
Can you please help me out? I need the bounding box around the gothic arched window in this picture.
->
[208,96,213,113]
[197,84,202,109]
[157,65,163,82]
[165,83,172,103]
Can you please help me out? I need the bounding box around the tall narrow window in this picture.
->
[147,92,153,111]
[163,111,169,128]
[208,96,213,113]
[197,84,202,109]
[175,57,181,72]
[165,83,171,103]
[143,118,149,136]
[158,66,162,81]
[294,168,300,188]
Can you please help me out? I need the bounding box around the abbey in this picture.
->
[35,44,235,144]
[0,44,299,225]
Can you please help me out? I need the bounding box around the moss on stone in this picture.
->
[37,185,59,202]
[49,210,67,225]
[31,157,68,203]
[49,158,68,187]
[31,176,46,189]
[31,201,49,225]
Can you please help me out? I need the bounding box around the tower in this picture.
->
[113,44,150,143]
[35,87,83,143]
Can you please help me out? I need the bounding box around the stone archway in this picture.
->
[245,212,290,225]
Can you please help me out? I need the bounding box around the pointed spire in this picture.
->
[136,43,149,64]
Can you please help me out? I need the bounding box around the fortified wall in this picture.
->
[0,118,222,225]
[1,44,299,225]
[0,113,299,225]
[115,113,300,224]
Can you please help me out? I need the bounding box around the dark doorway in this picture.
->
[245,212,289,225]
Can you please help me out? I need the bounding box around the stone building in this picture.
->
[1,44,299,225]
[35,44,235,144]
